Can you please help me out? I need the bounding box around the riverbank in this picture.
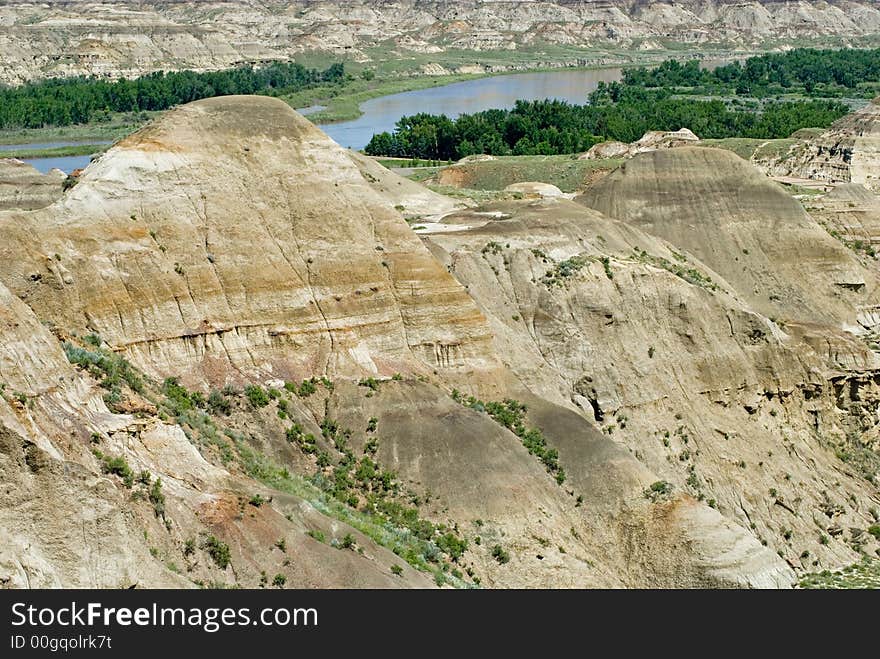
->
[0,72,487,151]
[0,45,751,150]
[0,144,108,159]
[282,72,488,124]
[0,42,858,162]
[280,46,754,125]
[0,117,153,146]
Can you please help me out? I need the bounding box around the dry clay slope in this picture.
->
[765,97,880,193]
[0,274,440,589]
[1,1,880,83]
[0,160,64,211]
[0,96,792,588]
[806,183,880,253]
[0,96,498,390]
[579,147,880,336]
[423,192,880,579]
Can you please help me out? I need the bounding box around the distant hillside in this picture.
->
[1,1,879,83]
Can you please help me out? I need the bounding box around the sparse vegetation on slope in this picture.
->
[799,557,880,589]
[452,392,566,485]
[632,248,719,291]
[61,331,478,587]
[63,337,145,407]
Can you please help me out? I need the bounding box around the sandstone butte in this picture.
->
[0,1,879,83]
[1,95,879,589]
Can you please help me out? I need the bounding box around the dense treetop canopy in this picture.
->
[0,62,345,129]
[364,89,848,160]
[363,48,880,160]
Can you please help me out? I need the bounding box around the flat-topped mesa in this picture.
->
[0,96,499,389]
[579,146,879,330]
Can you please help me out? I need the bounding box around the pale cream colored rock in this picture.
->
[767,98,880,192]
[580,128,700,160]
[0,159,64,210]
[504,181,565,198]
[0,96,821,589]
[579,147,880,328]
[0,2,878,83]
[0,97,501,390]
[580,141,631,160]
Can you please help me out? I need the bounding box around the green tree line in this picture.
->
[0,62,346,129]
[365,85,849,160]
[622,48,880,96]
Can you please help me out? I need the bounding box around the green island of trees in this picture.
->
[0,62,346,129]
[364,47,880,160]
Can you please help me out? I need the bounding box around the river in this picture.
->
[319,67,625,150]
[15,63,730,172]
[3,141,110,174]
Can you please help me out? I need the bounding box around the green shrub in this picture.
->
[272,574,287,588]
[632,248,717,291]
[63,342,145,402]
[286,423,318,454]
[244,385,270,408]
[94,450,134,488]
[437,533,468,561]
[644,480,672,501]
[161,377,203,415]
[149,477,165,518]
[207,390,231,415]
[296,379,317,397]
[359,377,379,391]
[481,241,503,256]
[477,399,565,483]
[204,535,231,569]
[542,256,588,287]
[491,545,510,564]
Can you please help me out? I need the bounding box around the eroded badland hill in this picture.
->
[1,1,880,83]
[2,95,880,588]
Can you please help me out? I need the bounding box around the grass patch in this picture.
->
[799,557,880,589]
[452,392,565,484]
[632,248,718,291]
[233,436,470,587]
[63,339,145,407]
[432,154,623,193]
[0,143,109,159]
